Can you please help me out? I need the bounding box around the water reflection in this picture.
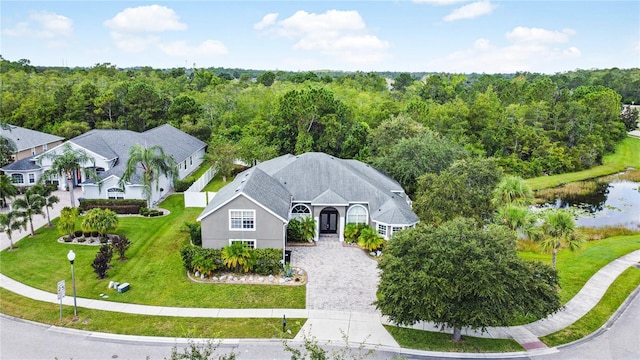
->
[538,180,640,230]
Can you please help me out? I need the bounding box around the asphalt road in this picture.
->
[1,289,639,360]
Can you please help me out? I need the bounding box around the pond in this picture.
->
[536,177,640,230]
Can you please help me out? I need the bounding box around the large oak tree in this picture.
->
[376,218,561,342]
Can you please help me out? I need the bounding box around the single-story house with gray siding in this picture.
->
[197,152,419,250]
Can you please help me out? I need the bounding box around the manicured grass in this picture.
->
[189,163,212,180]
[518,235,640,303]
[384,325,523,353]
[202,174,228,192]
[0,194,306,309]
[541,266,640,347]
[0,288,303,339]
[526,136,640,190]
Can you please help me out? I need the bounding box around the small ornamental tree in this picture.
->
[92,244,113,279]
[111,235,131,261]
[357,226,385,252]
[376,218,561,342]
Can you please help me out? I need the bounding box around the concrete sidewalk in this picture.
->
[2,249,639,353]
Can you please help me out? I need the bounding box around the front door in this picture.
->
[320,208,339,234]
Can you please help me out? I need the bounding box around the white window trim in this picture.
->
[290,203,312,219]
[346,204,368,224]
[229,239,256,249]
[229,209,256,231]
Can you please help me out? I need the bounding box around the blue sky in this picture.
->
[1,1,638,73]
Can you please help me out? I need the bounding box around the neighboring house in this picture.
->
[0,125,64,187]
[197,152,419,250]
[6,124,205,204]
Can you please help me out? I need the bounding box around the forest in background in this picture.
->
[1,57,638,195]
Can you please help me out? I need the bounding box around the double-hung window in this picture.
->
[229,210,255,231]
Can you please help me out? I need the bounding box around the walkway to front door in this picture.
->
[290,237,380,313]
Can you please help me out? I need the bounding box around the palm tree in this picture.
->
[299,216,317,243]
[540,209,582,268]
[120,144,177,208]
[82,208,119,238]
[58,206,79,239]
[11,188,45,237]
[39,143,98,207]
[492,175,534,207]
[0,210,26,250]
[31,184,59,227]
[222,242,255,273]
[0,174,19,208]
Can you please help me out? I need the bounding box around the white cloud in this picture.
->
[254,13,278,30]
[428,26,581,73]
[444,1,496,22]
[104,5,187,32]
[2,11,73,47]
[255,9,389,66]
[506,27,575,43]
[104,5,227,59]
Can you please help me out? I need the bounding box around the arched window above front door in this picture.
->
[347,204,368,224]
[290,204,311,219]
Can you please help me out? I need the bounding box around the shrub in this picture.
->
[91,244,113,279]
[77,237,86,243]
[357,226,385,252]
[111,235,131,260]
[253,248,282,275]
[74,230,83,238]
[344,223,367,244]
[174,177,196,192]
[79,199,146,214]
[287,218,303,242]
[181,247,222,273]
[63,236,72,242]
[222,242,255,273]
[182,221,202,246]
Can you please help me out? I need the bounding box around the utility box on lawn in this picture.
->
[117,282,130,293]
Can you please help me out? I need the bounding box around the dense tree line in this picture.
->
[1,57,638,190]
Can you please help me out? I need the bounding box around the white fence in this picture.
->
[184,191,217,207]
[184,167,217,208]
[186,167,216,193]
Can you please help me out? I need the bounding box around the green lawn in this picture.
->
[541,266,640,347]
[0,194,305,309]
[384,325,523,353]
[0,288,303,339]
[518,235,640,303]
[526,136,640,190]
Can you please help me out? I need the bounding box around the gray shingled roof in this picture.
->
[1,156,40,171]
[198,167,291,222]
[69,124,206,183]
[199,152,419,225]
[0,125,63,152]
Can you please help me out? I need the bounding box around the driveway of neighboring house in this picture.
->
[289,235,380,313]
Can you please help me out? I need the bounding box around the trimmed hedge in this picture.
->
[79,199,147,214]
[174,177,196,192]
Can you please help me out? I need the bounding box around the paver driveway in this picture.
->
[289,236,380,313]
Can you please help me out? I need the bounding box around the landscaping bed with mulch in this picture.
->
[187,266,307,286]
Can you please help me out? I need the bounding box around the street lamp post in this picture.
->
[67,250,77,317]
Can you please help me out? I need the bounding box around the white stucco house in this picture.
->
[29,124,205,205]
[0,125,64,187]
[196,152,419,250]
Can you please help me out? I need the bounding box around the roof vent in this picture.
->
[235,187,241,192]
